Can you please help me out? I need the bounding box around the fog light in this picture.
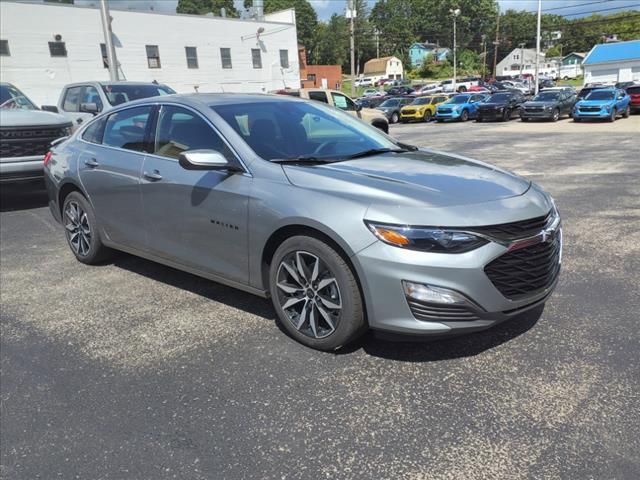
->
[402,281,469,305]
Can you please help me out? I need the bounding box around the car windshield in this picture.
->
[0,84,38,110]
[411,97,431,105]
[102,84,175,106]
[486,93,512,102]
[212,100,398,161]
[379,99,400,107]
[533,92,560,102]
[441,80,452,85]
[585,91,614,100]
[448,95,471,104]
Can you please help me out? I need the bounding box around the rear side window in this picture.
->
[81,86,103,112]
[308,91,328,103]
[63,87,83,112]
[102,106,153,152]
[82,118,106,144]
[154,105,234,161]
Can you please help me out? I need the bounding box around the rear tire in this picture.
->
[269,236,366,351]
[62,191,111,264]
[573,117,581,122]
[521,117,529,122]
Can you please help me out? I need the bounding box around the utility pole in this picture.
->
[493,7,500,80]
[519,42,525,76]
[450,8,460,92]
[99,0,119,81]
[481,35,487,79]
[374,29,380,59]
[534,0,542,94]
[348,0,356,97]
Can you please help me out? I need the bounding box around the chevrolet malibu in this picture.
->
[45,94,562,350]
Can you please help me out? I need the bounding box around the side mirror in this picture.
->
[41,105,59,113]
[80,103,100,115]
[178,149,240,172]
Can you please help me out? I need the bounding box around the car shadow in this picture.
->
[0,180,49,212]
[110,252,542,363]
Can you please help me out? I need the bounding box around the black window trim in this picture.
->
[185,46,199,69]
[220,47,232,69]
[48,41,67,57]
[146,44,161,69]
[0,39,9,56]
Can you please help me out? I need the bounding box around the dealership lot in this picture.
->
[1,117,639,479]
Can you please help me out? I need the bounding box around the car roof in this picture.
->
[63,81,171,88]
[116,92,308,110]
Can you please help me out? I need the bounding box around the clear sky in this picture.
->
[40,0,640,20]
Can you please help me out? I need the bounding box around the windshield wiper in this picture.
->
[343,147,412,160]
[271,156,332,164]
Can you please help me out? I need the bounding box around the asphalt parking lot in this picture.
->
[2,116,639,479]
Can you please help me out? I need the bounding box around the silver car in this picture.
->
[44,94,562,350]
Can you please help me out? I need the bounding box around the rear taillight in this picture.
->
[44,151,53,167]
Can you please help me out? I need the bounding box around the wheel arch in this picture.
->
[57,180,87,216]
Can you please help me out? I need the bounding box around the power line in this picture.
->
[559,4,640,16]
[542,1,614,12]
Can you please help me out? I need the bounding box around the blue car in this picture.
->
[573,88,631,122]
[435,93,488,122]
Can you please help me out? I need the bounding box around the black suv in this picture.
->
[476,91,526,122]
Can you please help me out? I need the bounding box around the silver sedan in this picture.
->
[44,93,561,350]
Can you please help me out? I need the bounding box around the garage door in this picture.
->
[590,68,619,83]
[632,67,640,82]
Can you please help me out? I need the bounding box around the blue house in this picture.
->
[582,40,640,84]
[409,42,451,68]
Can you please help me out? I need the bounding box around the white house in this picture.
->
[496,48,559,78]
[582,40,640,84]
[362,56,403,83]
[0,1,301,106]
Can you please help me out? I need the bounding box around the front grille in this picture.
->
[525,107,544,112]
[467,211,552,242]
[407,298,480,322]
[402,109,416,114]
[485,235,561,300]
[579,106,600,112]
[439,108,453,114]
[0,126,69,158]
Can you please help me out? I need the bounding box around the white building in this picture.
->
[496,48,559,78]
[582,40,640,84]
[0,1,301,106]
[362,56,404,83]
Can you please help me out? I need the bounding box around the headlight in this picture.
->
[62,126,72,136]
[452,105,460,111]
[365,221,489,253]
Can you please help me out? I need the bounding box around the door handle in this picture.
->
[84,158,99,167]
[143,170,163,181]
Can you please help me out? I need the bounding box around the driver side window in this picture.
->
[154,105,234,161]
[331,92,356,111]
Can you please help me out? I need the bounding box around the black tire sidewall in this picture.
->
[391,112,399,123]
[460,110,468,122]
[62,192,108,264]
[269,236,365,351]
[423,111,432,122]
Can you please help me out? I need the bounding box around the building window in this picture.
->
[307,74,316,82]
[251,48,262,69]
[49,41,67,57]
[279,49,289,69]
[185,46,198,69]
[0,40,9,56]
[100,43,109,68]
[220,48,232,69]
[146,45,161,69]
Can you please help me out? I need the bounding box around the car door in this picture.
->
[79,105,153,249]
[139,104,250,283]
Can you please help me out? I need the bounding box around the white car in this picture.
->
[412,83,443,96]
[354,78,373,87]
[442,77,481,93]
[362,89,382,97]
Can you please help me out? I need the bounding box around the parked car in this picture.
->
[577,84,609,100]
[376,97,414,123]
[400,94,449,122]
[572,88,631,122]
[500,80,531,95]
[411,83,443,96]
[520,89,576,122]
[44,93,561,350]
[435,93,488,122]
[385,86,414,96]
[476,91,526,122]
[625,84,640,113]
[538,79,556,89]
[46,81,175,130]
[442,77,481,93]
[355,96,387,109]
[362,89,382,97]
[354,77,373,87]
[0,82,72,183]
[276,88,389,133]
[615,81,637,90]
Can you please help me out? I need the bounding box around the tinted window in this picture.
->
[154,105,233,161]
[379,99,400,107]
[532,92,560,102]
[102,106,152,152]
[102,84,174,106]
[586,91,614,101]
[308,91,328,103]
[486,93,512,102]
[0,84,37,110]
[432,96,446,104]
[331,92,356,111]
[82,86,103,111]
[449,95,471,104]
[63,87,83,112]
[412,97,431,105]
[82,118,106,144]
[627,86,640,94]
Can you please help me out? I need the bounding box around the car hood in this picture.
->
[524,101,558,107]
[283,149,531,209]
[478,102,508,108]
[577,99,612,106]
[0,109,71,127]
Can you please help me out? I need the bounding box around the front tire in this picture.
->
[476,114,483,123]
[459,109,469,122]
[422,110,432,122]
[551,108,560,122]
[501,109,510,122]
[391,112,399,124]
[608,108,616,122]
[623,105,630,118]
[269,236,365,351]
[62,191,111,264]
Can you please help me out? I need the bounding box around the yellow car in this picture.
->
[400,95,450,122]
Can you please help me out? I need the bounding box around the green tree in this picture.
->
[314,14,349,66]
[176,0,239,17]
[263,0,318,60]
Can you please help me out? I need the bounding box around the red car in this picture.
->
[626,84,640,112]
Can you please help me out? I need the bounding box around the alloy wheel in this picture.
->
[275,251,342,339]
[391,112,399,123]
[64,201,91,256]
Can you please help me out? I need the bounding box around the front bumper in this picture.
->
[521,109,554,119]
[435,110,461,120]
[0,155,44,183]
[477,109,504,121]
[573,107,610,118]
[400,110,428,121]
[353,226,562,337]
